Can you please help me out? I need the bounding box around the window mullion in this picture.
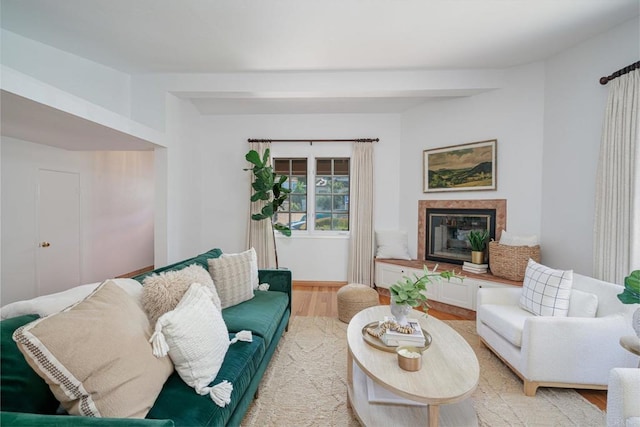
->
[308,156,315,233]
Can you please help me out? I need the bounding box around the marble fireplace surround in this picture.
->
[417,199,507,260]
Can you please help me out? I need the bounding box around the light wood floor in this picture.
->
[291,282,608,411]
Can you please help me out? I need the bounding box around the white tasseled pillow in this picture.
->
[150,283,252,407]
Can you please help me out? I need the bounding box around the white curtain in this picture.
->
[246,141,277,269]
[347,142,375,285]
[594,69,640,284]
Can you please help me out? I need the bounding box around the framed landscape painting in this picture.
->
[423,139,497,193]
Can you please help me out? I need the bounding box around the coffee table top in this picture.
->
[347,305,479,405]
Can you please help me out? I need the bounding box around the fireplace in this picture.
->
[418,199,506,265]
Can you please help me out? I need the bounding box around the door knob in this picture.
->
[39,242,51,248]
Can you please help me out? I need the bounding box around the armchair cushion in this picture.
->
[478,304,533,347]
[520,259,573,316]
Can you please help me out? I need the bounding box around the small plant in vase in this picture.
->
[389,265,462,325]
[617,270,640,337]
[467,229,489,265]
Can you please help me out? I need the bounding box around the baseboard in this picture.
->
[116,265,154,279]
[293,280,347,288]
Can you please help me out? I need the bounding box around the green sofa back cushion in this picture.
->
[132,248,223,283]
[1,314,59,414]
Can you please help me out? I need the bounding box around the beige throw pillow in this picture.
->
[12,280,173,418]
[142,264,221,325]
[208,248,257,308]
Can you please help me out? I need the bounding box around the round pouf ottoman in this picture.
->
[337,283,379,323]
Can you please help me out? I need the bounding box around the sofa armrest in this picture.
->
[522,315,637,384]
[477,287,521,306]
[259,269,292,308]
[607,368,640,427]
[0,412,174,427]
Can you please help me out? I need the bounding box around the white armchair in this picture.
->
[607,367,640,427]
[476,273,639,396]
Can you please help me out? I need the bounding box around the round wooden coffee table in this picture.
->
[347,305,479,427]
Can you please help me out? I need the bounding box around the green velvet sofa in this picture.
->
[0,248,292,427]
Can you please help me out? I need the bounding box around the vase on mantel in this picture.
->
[390,299,412,326]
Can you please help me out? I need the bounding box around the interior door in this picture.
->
[37,169,81,295]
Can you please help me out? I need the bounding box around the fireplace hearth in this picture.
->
[417,199,506,264]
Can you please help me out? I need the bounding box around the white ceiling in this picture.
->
[0,0,638,149]
[1,0,638,73]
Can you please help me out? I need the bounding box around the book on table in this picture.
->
[381,317,426,347]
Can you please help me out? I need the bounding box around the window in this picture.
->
[273,158,307,230]
[315,158,349,231]
[273,156,350,233]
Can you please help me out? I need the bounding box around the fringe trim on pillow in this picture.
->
[229,330,252,344]
[195,380,233,407]
[150,323,169,358]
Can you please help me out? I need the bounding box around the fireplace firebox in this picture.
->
[418,199,507,264]
[426,208,496,265]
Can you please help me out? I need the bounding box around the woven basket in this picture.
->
[489,241,541,281]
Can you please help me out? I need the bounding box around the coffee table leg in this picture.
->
[429,404,439,427]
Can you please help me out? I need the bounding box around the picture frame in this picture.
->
[423,139,497,193]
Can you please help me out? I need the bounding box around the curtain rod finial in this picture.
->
[599,76,609,85]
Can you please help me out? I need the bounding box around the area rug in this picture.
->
[242,317,605,426]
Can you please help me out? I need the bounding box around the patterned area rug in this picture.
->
[242,316,605,426]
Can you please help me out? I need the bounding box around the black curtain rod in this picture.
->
[599,60,640,85]
[248,138,378,143]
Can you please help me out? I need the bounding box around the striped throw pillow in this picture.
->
[208,248,257,308]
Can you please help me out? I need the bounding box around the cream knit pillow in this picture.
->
[142,264,221,325]
[12,280,173,418]
[208,248,257,308]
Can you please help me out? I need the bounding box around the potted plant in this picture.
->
[244,148,291,267]
[467,229,489,264]
[617,270,640,337]
[389,266,462,325]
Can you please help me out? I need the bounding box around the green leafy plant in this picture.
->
[245,148,291,237]
[467,229,489,252]
[390,266,463,315]
[617,270,640,304]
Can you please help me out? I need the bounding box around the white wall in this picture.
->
[192,113,402,281]
[1,138,154,304]
[400,63,546,257]
[542,17,640,275]
[1,30,132,117]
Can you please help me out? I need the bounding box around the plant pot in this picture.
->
[390,299,412,326]
[471,250,484,264]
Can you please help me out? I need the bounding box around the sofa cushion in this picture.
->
[478,304,534,347]
[12,280,173,418]
[208,249,257,308]
[568,289,599,318]
[0,314,59,414]
[520,259,573,316]
[222,290,288,349]
[142,264,221,325]
[148,335,265,427]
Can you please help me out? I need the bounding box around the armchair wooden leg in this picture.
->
[524,380,539,396]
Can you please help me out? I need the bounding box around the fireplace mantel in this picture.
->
[417,199,506,260]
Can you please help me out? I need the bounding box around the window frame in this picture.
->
[271,143,352,237]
